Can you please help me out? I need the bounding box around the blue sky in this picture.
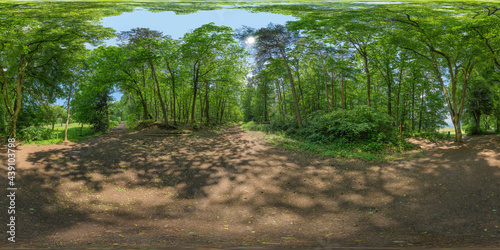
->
[101,8,297,42]
[92,8,296,102]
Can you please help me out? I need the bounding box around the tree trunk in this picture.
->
[341,75,345,109]
[150,61,169,125]
[220,99,226,122]
[322,61,330,113]
[64,76,74,142]
[281,79,287,115]
[191,64,200,123]
[8,61,24,138]
[297,69,307,124]
[205,80,209,124]
[387,68,392,117]
[264,82,268,122]
[199,85,204,122]
[153,87,158,121]
[362,53,371,108]
[496,112,500,132]
[275,78,284,116]
[431,55,472,143]
[140,67,150,120]
[412,77,416,132]
[136,90,148,121]
[474,111,481,133]
[418,87,425,133]
[331,71,336,109]
[279,48,302,128]
[167,62,177,125]
[396,76,402,128]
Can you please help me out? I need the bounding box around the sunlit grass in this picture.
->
[24,123,105,145]
[438,127,464,135]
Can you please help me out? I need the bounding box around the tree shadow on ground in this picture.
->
[1,127,499,248]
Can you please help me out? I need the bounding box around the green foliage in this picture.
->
[109,121,119,128]
[409,131,446,142]
[243,106,412,159]
[464,124,480,136]
[241,121,272,133]
[125,114,139,128]
[4,2,500,148]
[291,106,394,143]
[18,126,54,143]
[21,123,104,145]
[72,81,113,133]
[189,122,201,130]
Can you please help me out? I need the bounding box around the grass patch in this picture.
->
[437,127,464,136]
[23,123,108,145]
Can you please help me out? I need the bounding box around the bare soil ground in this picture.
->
[1,125,499,248]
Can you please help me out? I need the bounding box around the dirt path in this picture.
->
[1,126,499,248]
[108,121,128,133]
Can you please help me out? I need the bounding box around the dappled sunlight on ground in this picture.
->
[0,126,499,248]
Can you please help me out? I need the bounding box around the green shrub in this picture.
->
[244,106,412,154]
[241,121,272,133]
[410,131,446,141]
[125,114,138,128]
[465,124,482,136]
[190,122,201,130]
[361,141,384,153]
[289,106,394,144]
[18,126,54,143]
[270,115,299,131]
[109,121,119,128]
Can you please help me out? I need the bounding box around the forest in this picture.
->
[1,1,500,147]
[1,1,500,248]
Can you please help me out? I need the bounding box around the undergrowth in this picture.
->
[242,107,414,162]
[19,123,114,145]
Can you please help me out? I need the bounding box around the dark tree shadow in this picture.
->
[1,127,499,248]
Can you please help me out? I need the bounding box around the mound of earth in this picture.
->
[136,120,177,131]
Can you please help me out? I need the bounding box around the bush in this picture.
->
[270,115,299,131]
[18,126,54,143]
[465,124,482,136]
[245,106,411,153]
[190,122,201,130]
[125,114,138,128]
[109,121,119,128]
[290,106,395,143]
[241,121,272,133]
[410,131,446,141]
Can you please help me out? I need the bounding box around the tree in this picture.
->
[387,6,482,142]
[237,23,303,128]
[118,28,172,126]
[182,23,237,123]
[0,3,115,138]
[72,80,113,133]
[288,7,380,108]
